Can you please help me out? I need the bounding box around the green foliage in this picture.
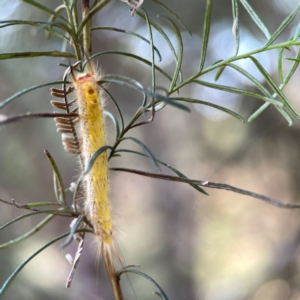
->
[1,0,300,299]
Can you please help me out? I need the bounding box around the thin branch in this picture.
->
[0,113,78,125]
[110,168,300,209]
[0,198,14,206]
[11,199,77,217]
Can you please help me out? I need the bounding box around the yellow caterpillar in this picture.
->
[71,63,124,298]
[51,61,122,297]
[71,64,113,246]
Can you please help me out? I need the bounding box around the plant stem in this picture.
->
[82,0,92,58]
[171,40,300,94]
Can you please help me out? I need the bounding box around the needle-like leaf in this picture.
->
[0,81,69,109]
[118,268,169,300]
[0,51,75,60]
[120,137,160,172]
[231,0,240,56]
[264,2,300,47]
[23,0,69,23]
[199,0,212,71]
[239,0,271,40]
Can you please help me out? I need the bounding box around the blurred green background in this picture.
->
[2,0,300,299]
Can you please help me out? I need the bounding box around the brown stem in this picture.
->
[102,243,124,300]
[110,167,300,209]
[0,112,78,125]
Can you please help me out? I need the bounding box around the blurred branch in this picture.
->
[110,168,300,209]
[0,113,78,125]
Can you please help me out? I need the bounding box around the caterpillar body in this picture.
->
[72,66,113,246]
[52,63,120,294]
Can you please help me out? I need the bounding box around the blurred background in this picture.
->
[1,0,300,299]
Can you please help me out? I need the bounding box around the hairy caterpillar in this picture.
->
[51,62,121,295]
[71,64,113,246]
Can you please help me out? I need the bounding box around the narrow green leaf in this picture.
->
[104,111,120,142]
[101,73,146,107]
[100,76,190,112]
[23,0,69,23]
[158,15,183,92]
[293,20,300,40]
[114,149,208,195]
[248,102,269,122]
[0,51,75,60]
[239,0,271,40]
[118,269,169,300]
[102,87,124,132]
[23,202,63,208]
[226,63,271,96]
[0,210,73,231]
[247,48,300,122]
[152,0,192,37]
[62,0,75,31]
[136,11,183,86]
[171,97,245,122]
[0,81,69,109]
[61,215,84,249]
[87,51,172,82]
[72,176,84,214]
[264,2,300,47]
[227,62,294,123]
[0,214,55,249]
[53,172,60,204]
[44,150,66,206]
[46,5,67,39]
[84,145,112,175]
[285,57,300,62]
[214,65,226,81]
[275,107,293,126]
[282,48,300,84]
[145,86,169,112]
[0,198,63,209]
[199,0,212,71]
[249,56,300,119]
[120,137,160,172]
[248,102,293,126]
[102,74,148,107]
[143,9,156,97]
[164,164,208,195]
[193,80,284,106]
[0,20,69,41]
[40,21,76,39]
[92,26,162,61]
[231,0,240,56]
[278,47,285,84]
[210,59,223,66]
[0,231,69,296]
[154,292,164,299]
[71,0,78,11]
